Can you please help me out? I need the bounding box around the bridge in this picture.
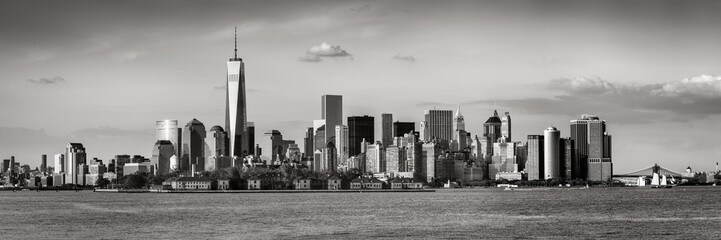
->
[614,163,685,178]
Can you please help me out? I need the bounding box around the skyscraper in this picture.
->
[304,127,314,158]
[570,114,613,181]
[41,154,47,173]
[54,154,64,174]
[152,140,175,174]
[210,125,228,157]
[182,119,206,173]
[560,137,575,180]
[247,122,255,156]
[544,127,560,179]
[66,143,86,185]
[156,119,180,157]
[226,28,249,158]
[481,110,503,159]
[424,109,453,142]
[393,121,415,137]
[501,112,511,142]
[336,125,349,163]
[321,94,343,146]
[452,105,465,141]
[348,115,374,157]
[381,113,393,146]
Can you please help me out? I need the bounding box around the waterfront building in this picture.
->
[424,109,453,142]
[156,119,181,157]
[335,125,349,163]
[293,178,325,190]
[123,162,151,175]
[66,143,86,185]
[226,29,249,158]
[348,115,374,157]
[381,113,393,146]
[389,178,423,189]
[327,176,347,189]
[152,140,175,174]
[393,121,415,137]
[182,119,206,173]
[526,135,544,180]
[171,177,212,190]
[321,94,343,146]
[544,127,560,179]
[350,177,383,189]
[570,114,613,181]
[488,139,519,179]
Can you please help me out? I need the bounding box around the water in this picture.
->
[1,187,720,239]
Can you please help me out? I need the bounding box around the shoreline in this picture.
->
[93,189,436,193]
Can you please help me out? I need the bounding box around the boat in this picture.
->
[650,173,672,188]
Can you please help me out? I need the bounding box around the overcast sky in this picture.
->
[1,0,721,173]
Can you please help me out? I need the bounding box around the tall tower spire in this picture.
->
[234,26,238,59]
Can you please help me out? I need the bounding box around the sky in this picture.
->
[1,0,721,173]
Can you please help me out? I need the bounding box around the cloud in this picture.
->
[299,42,352,62]
[392,54,416,62]
[111,51,143,62]
[469,75,721,123]
[26,76,66,85]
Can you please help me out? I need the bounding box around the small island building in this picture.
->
[217,178,230,190]
[171,177,211,190]
[293,177,325,190]
[350,177,383,189]
[389,178,423,189]
[327,176,348,190]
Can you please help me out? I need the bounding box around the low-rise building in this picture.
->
[350,177,383,189]
[171,177,211,190]
[327,176,347,189]
[389,178,423,189]
[217,178,230,190]
[293,178,325,190]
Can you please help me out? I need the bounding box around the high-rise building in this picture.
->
[419,121,428,141]
[66,143,87,185]
[156,120,180,157]
[421,142,442,183]
[226,28,249,158]
[152,140,175,174]
[393,121,415,137]
[365,142,385,173]
[54,154,64,174]
[544,127,560,179]
[348,115,374,157]
[262,130,285,164]
[41,154,47,173]
[570,114,612,181]
[247,122,255,156]
[2,159,9,174]
[481,110,503,159]
[453,105,465,140]
[501,112,512,142]
[182,119,206,173]
[515,143,527,172]
[424,109,453,142]
[210,125,228,157]
[560,138,575,180]
[335,125,349,163]
[9,156,16,175]
[526,135,544,180]
[304,127,314,158]
[381,113,393,146]
[321,94,343,146]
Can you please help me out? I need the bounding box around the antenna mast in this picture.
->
[234,26,238,59]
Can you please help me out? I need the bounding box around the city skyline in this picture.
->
[2,1,721,173]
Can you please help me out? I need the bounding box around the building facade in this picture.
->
[348,115,374,157]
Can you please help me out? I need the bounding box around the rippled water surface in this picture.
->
[1,187,720,239]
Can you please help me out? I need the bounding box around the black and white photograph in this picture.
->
[1,0,720,239]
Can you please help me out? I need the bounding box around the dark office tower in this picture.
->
[483,110,502,143]
[501,112,511,142]
[226,27,249,158]
[152,140,175,174]
[570,114,612,181]
[393,121,415,137]
[381,113,393,146]
[66,143,86,185]
[515,143,527,172]
[2,159,9,173]
[247,122,255,156]
[424,109,453,141]
[210,125,228,157]
[41,154,47,173]
[348,115,374,157]
[9,156,16,174]
[182,119,207,173]
[559,138,575,180]
[304,127,314,158]
[322,94,343,145]
[525,135,544,180]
